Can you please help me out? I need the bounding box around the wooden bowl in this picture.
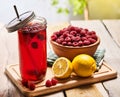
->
[50,36,100,61]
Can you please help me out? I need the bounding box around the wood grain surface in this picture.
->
[5,62,117,97]
[69,20,120,97]
[0,20,120,97]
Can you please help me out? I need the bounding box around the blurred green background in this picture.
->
[0,0,120,24]
[88,0,120,19]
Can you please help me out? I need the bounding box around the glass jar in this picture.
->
[6,11,47,82]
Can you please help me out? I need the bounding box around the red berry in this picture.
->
[51,78,58,86]
[54,31,60,37]
[83,40,91,45]
[84,28,88,32]
[31,42,38,49]
[70,31,77,36]
[73,42,79,46]
[51,34,57,41]
[63,31,69,38]
[62,41,67,45]
[28,82,35,90]
[56,38,62,44]
[65,37,71,42]
[80,29,87,36]
[67,42,73,46]
[21,79,28,87]
[88,38,96,44]
[21,23,42,33]
[45,80,52,87]
[59,30,64,35]
[90,31,96,34]
[76,33,81,37]
[62,28,68,32]
[74,36,81,42]
[71,36,76,42]
[67,25,75,31]
[75,27,82,32]
[88,31,93,35]
[91,34,97,40]
[81,37,87,41]
[78,41,83,46]
[86,35,91,39]
[21,80,35,90]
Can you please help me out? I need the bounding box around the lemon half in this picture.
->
[52,57,73,79]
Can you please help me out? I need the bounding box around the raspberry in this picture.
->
[30,33,36,38]
[63,33,67,38]
[71,36,76,42]
[21,80,35,90]
[37,34,44,40]
[45,80,52,87]
[91,34,97,40]
[74,27,81,32]
[90,31,96,34]
[67,25,74,31]
[88,38,96,44]
[80,29,87,36]
[88,31,93,35]
[21,27,30,33]
[78,41,83,46]
[21,23,42,33]
[56,38,63,44]
[70,31,77,36]
[84,28,88,32]
[81,37,87,41]
[83,40,91,45]
[86,35,91,39]
[67,42,73,46]
[21,79,28,87]
[28,82,35,90]
[59,30,64,35]
[54,31,60,37]
[51,78,58,86]
[51,34,57,41]
[76,33,81,37]
[73,42,79,46]
[74,36,81,42]
[65,37,71,42]
[31,42,38,48]
[62,41,67,45]
[63,28,68,32]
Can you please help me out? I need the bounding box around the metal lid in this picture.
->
[6,11,35,32]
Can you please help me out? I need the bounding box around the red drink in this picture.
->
[6,11,47,82]
[18,23,47,82]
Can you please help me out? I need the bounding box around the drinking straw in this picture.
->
[13,5,21,21]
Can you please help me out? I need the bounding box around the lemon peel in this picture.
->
[72,54,97,77]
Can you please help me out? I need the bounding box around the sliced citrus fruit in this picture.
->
[52,57,73,79]
[72,54,97,77]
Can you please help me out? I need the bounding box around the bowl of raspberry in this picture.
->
[50,25,100,61]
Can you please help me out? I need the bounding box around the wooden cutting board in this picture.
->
[5,62,117,97]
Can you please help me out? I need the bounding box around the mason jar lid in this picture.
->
[6,11,35,32]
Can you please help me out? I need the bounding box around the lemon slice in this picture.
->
[52,57,73,79]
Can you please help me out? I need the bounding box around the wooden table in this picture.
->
[0,20,120,97]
